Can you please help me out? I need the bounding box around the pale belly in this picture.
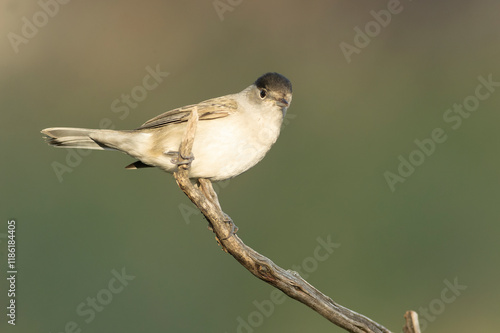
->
[137,113,282,181]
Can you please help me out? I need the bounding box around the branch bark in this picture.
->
[172,109,420,333]
[403,311,421,333]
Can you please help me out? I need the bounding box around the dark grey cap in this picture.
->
[255,72,292,94]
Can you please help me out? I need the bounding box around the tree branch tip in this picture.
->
[403,310,421,333]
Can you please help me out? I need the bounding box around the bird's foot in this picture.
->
[167,150,194,166]
[220,214,238,240]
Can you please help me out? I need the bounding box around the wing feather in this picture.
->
[136,96,238,130]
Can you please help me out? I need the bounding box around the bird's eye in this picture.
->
[259,89,267,99]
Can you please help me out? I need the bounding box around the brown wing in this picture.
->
[136,96,238,130]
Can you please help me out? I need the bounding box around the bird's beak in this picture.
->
[276,98,290,108]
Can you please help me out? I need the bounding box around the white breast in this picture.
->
[188,108,283,180]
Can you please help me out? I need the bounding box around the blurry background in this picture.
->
[1,0,499,332]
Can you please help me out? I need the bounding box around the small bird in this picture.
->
[41,72,293,181]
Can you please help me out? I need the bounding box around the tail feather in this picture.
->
[125,161,154,169]
[41,127,113,150]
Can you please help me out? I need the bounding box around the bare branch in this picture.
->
[403,311,421,333]
[172,109,421,333]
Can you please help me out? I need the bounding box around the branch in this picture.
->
[403,311,421,333]
[172,109,420,333]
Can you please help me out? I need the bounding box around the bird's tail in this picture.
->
[41,127,115,150]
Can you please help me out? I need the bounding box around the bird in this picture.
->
[41,72,293,181]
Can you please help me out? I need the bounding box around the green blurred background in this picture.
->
[1,1,499,332]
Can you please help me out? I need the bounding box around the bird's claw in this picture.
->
[167,151,194,166]
[220,215,238,240]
